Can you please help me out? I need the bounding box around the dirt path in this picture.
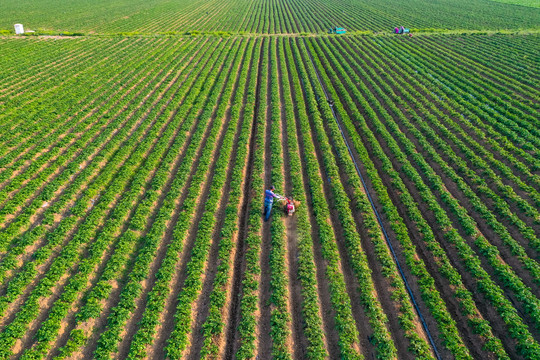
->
[286,73,340,360]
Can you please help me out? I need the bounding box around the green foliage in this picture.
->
[1,0,538,34]
[0,7,538,358]
[487,0,540,8]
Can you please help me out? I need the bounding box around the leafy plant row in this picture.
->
[0,68,177,360]
[162,37,251,359]
[0,38,211,359]
[0,39,142,196]
[198,37,260,359]
[315,35,503,359]
[417,36,538,116]
[0,39,90,90]
[368,70,540,327]
[0,38,201,309]
[0,40,170,167]
[324,37,540,359]
[127,38,246,359]
[366,37,540,213]
[285,37,363,360]
[427,35,538,87]
[297,38,401,359]
[277,36,327,360]
[341,36,540,286]
[380,37,540,174]
[350,36,540,259]
[3,0,539,34]
[306,38,436,359]
[21,39,214,360]
[54,37,216,359]
[234,36,267,360]
[0,38,122,123]
[0,38,143,155]
[409,36,540,122]
[363,37,540,189]
[0,38,183,253]
[382,37,540,152]
[90,38,236,359]
[339,37,540,321]
[0,52,184,321]
[267,36,292,360]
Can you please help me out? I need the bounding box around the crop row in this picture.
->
[4,0,539,34]
[0,39,174,222]
[134,37,245,359]
[381,37,540,155]
[90,38,236,359]
[305,37,436,359]
[234,36,268,360]
[319,35,509,358]
[312,36,540,358]
[0,38,216,359]
[286,37,369,360]
[53,37,218,358]
[28,38,222,359]
[0,38,198,313]
[346,36,540,262]
[0,38,201,300]
[267,37,292,359]
[198,37,260,359]
[0,33,537,359]
[277,37,327,360]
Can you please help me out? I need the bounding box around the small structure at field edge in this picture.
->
[14,24,24,35]
[394,26,410,34]
[328,27,346,34]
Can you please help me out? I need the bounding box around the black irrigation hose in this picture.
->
[302,38,442,360]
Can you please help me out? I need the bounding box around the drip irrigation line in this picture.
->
[302,38,442,360]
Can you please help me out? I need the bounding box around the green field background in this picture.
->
[2,0,539,33]
[488,0,540,8]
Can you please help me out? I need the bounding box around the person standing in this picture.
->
[264,185,283,221]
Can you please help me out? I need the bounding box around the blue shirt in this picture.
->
[265,189,278,203]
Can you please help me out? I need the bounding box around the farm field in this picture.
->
[0,1,539,360]
[2,0,540,34]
